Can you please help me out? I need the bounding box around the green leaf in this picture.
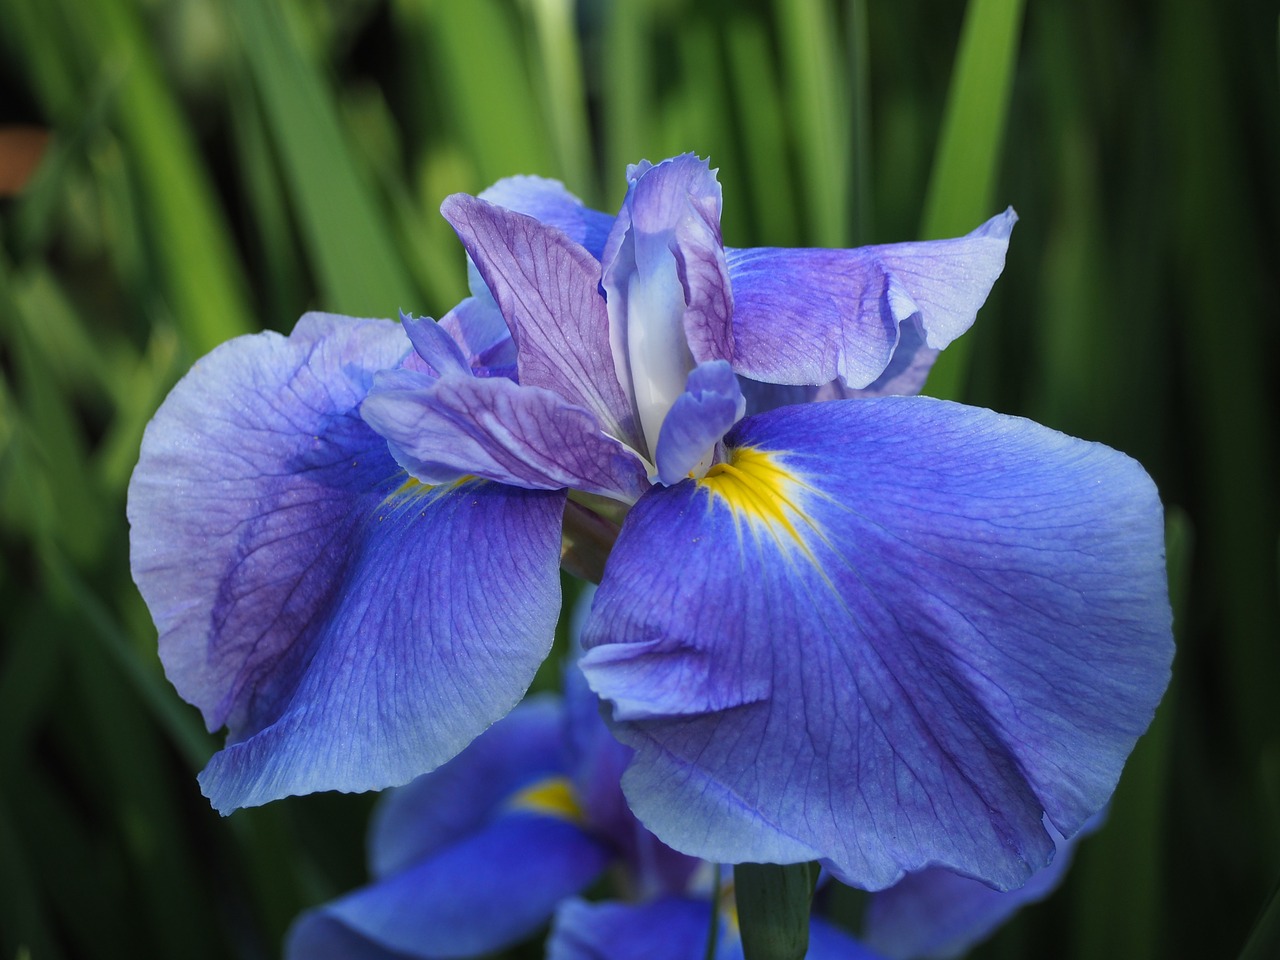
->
[773,0,849,246]
[920,0,1027,400]
[229,0,418,317]
[734,861,820,960]
[1238,878,1280,960]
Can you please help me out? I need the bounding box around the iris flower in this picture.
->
[128,154,1172,893]
[285,678,1093,959]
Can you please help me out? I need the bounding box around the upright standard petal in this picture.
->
[128,313,565,811]
[442,193,642,450]
[726,208,1017,387]
[602,154,731,458]
[581,397,1172,890]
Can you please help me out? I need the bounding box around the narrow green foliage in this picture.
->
[1239,879,1280,960]
[601,0,654,188]
[773,0,849,246]
[920,0,1026,400]
[724,17,799,246]
[230,0,417,317]
[57,0,253,354]
[524,0,596,197]
[405,0,555,186]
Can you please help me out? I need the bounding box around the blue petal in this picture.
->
[361,366,648,501]
[480,174,614,260]
[288,814,610,960]
[580,397,1171,890]
[725,209,1016,387]
[549,896,884,960]
[442,193,643,451]
[655,361,747,484]
[807,917,889,960]
[563,647,702,898]
[861,814,1103,960]
[369,695,568,876]
[128,313,565,811]
[549,897,716,960]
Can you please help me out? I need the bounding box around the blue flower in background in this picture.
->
[128,154,1172,892]
[285,678,1094,959]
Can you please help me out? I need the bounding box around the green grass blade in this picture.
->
[601,0,653,188]
[525,0,595,196]
[920,0,1026,400]
[847,0,874,244]
[773,0,849,246]
[229,0,418,318]
[725,17,799,246]
[402,0,555,187]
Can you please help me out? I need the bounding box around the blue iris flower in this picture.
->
[285,675,1095,959]
[127,154,1172,892]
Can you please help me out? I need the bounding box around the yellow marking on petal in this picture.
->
[390,476,430,499]
[505,775,584,823]
[696,447,819,557]
[382,473,476,505]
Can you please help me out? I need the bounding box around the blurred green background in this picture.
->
[0,0,1276,957]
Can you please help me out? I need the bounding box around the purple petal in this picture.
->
[862,815,1104,959]
[726,208,1016,387]
[738,322,940,418]
[655,360,747,484]
[399,311,469,376]
[361,367,648,501]
[369,695,568,876]
[128,313,565,811]
[480,174,614,260]
[580,397,1171,890]
[442,193,642,450]
[437,296,517,379]
[563,653,702,899]
[288,814,610,960]
[602,155,730,455]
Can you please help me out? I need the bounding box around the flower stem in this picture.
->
[733,861,820,960]
[560,498,621,584]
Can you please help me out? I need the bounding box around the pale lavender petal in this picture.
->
[442,193,642,450]
[581,397,1171,891]
[361,367,648,501]
[726,209,1017,387]
[601,154,729,455]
